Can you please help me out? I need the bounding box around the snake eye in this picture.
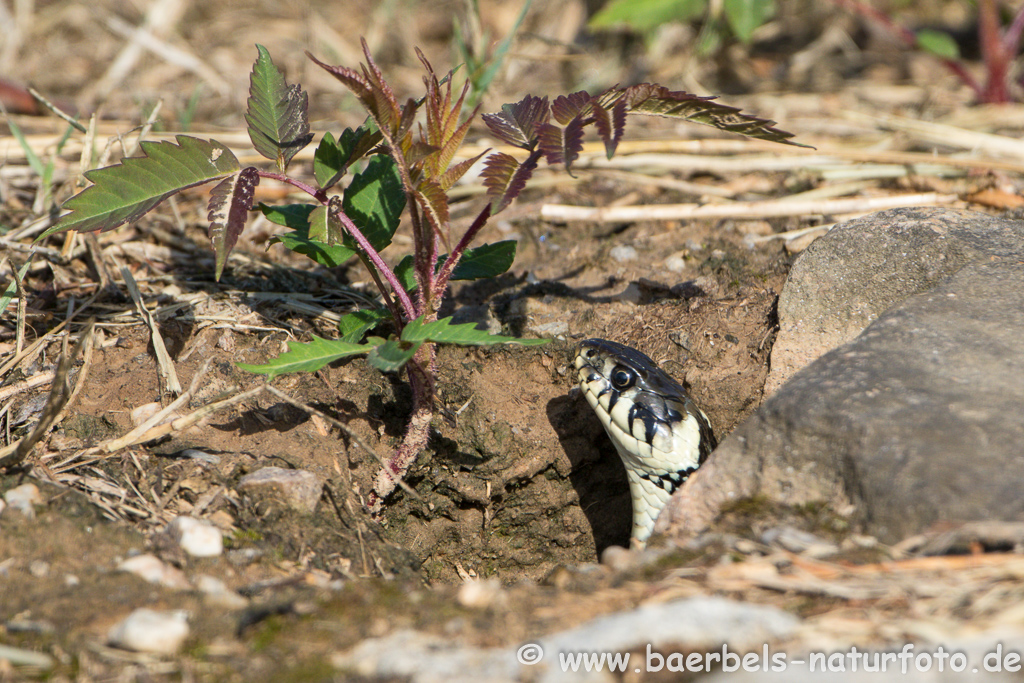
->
[610,365,636,390]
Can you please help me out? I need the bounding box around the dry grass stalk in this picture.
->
[540,192,959,223]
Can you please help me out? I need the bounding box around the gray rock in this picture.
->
[766,208,1024,394]
[332,597,798,683]
[660,209,1024,545]
[237,466,323,514]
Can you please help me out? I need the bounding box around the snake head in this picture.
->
[573,338,716,547]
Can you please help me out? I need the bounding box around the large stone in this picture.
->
[766,208,1024,394]
[661,209,1024,544]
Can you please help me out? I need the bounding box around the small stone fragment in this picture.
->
[118,554,190,590]
[761,526,839,558]
[28,560,50,578]
[166,516,223,557]
[456,578,506,609]
[237,467,323,514]
[4,483,42,518]
[107,608,189,655]
[195,575,248,609]
[610,245,638,262]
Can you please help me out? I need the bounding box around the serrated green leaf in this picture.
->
[263,203,357,267]
[313,132,345,189]
[446,241,518,281]
[307,204,343,244]
[258,203,315,229]
[342,155,405,252]
[392,241,517,295]
[245,44,314,171]
[394,255,417,293]
[238,335,372,380]
[313,125,382,190]
[339,308,392,343]
[272,232,357,268]
[42,136,239,238]
[401,315,550,346]
[916,29,960,59]
[723,0,775,43]
[367,339,423,372]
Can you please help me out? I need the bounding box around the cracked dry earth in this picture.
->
[0,206,793,679]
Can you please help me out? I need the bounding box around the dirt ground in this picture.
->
[5,0,1024,680]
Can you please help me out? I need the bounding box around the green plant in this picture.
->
[834,0,1024,104]
[590,0,777,54]
[453,0,533,110]
[39,40,804,511]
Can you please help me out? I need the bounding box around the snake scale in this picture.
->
[574,338,716,548]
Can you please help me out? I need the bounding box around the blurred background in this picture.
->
[0,0,997,133]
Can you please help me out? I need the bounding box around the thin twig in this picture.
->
[540,192,958,223]
[121,266,181,394]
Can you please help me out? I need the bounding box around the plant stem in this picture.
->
[434,202,492,295]
[256,170,327,202]
[331,205,418,322]
[367,343,436,514]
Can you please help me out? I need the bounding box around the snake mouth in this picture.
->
[574,338,716,546]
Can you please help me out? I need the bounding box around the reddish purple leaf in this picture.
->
[552,90,592,125]
[207,166,260,280]
[438,150,486,191]
[482,95,550,149]
[416,178,450,238]
[599,83,808,147]
[481,149,542,213]
[537,118,584,172]
[593,99,627,159]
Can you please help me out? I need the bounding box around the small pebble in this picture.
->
[4,483,42,518]
[28,560,50,578]
[664,255,687,273]
[195,575,248,609]
[456,578,506,609]
[600,545,638,572]
[237,467,323,514]
[108,608,190,655]
[610,245,638,262]
[166,516,223,557]
[118,554,189,590]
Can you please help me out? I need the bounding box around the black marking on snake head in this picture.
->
[628,402,659,444]
[640,466,698,494]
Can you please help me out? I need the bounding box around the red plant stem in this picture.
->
[1004,4,1024,55]
[331,206,418,322]
[256,170,327,203]
[979,0,1010,103]
[434,202,493,295]
[831,0,985,100]
[367,344,436,513]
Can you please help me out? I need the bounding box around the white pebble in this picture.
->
[108,608,189,654]
[610,245,638,262]
[195,575,248,609]
[166,516,223,557]
[456,578,506,609]
[4,483,42,518]
[118,554,189,590]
